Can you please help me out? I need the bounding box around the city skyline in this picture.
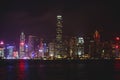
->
[1,1,120,80]
[0,0,120,42]
[0,19,119,59]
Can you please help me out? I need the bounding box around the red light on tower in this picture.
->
[116,37,120,40]
[115,45,119,49]
[20,42,24,46]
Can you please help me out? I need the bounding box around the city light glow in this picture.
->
[25,45,28,48]
[116,37,120,40]
[20,42,24,45]
[116,45,119,49]
[39,49,43,52]
[50,54,54,57]
[0,41,4,45]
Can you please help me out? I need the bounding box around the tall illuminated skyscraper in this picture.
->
[55,15,63,57]
[19,32,25,58]
[56,15,63,42]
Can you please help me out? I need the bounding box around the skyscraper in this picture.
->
[0,41,5,59]
[38,38,44,58]
[55,15,63,58]
[19,32,25,58]
[56,15,63,42]
[28,35,40,58]
[77,37,84,56]
[48,42,55,58]
[93,30,101,58]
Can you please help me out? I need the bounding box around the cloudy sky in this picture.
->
[0,0,120,42]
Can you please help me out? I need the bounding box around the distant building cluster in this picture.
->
[0,15,119,60]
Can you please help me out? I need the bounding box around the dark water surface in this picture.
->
[0,59,120,80]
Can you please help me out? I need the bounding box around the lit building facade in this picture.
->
[19,32,25,58]
[28,35,39,58]
[38,38,44,58]
[6,46,14,59]
[69,37,77,58]
[48,42,55,58]
[0,41,4,59]
[55,15,63,58]
[77,37,84,56]
[92,30,102,58]
[111,37,120,58]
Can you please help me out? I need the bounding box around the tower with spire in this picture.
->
[55,15,63,57]
[19,32,25,58]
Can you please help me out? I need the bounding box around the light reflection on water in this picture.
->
[114,60,120,80]
[0,60,120,80]
[17,60,29,80]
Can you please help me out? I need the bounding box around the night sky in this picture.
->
[0,0,120,43]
